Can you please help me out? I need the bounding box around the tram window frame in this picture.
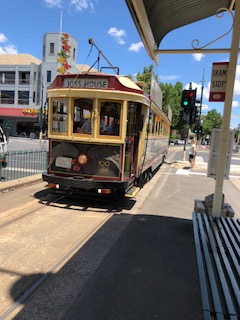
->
[127,102,137,137]
[99,101,121,136]
[51,99,68,134]
[73,98,93,134]
[151,113,156,135]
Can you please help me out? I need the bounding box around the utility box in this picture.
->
[207,129,235,179]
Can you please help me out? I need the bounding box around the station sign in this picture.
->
[209,62,229,102]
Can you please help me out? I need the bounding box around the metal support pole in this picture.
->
[212,0,240,217]
[40,76,44,140]
[182,82,192,160]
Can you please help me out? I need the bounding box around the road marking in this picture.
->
[176,169,190,175]
[196,156,204,163]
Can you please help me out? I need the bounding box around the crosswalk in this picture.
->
[175,156,240,178]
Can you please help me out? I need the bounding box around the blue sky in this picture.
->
[0,0,239,128]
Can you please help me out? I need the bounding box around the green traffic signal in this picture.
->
[181,89,196,109]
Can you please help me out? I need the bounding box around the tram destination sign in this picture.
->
[209,62,229,102]
[64,78,109,89]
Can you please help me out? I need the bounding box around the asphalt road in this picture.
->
[6,137,48,152]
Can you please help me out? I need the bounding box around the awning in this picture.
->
[125,0,234,64]
[0,107,38,118]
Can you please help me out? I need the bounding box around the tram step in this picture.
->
[125,186,140,198]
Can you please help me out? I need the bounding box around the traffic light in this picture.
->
[190,106,199,123]
[179,109,189,123]
[181,89,196,109]
[193,125,202,134]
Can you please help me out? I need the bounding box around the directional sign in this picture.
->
[209,62,229,102]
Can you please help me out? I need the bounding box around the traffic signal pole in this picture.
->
[182,113,189,161]
[181,83,194,160]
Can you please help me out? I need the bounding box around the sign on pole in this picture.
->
[209,62,229,102]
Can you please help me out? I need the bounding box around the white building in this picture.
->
[0,32,95,137]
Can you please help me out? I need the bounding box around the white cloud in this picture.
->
[233,64,240,95]
[201,104,209,111]
[0,33,18,54]
[69,0,95,11]
[44,0,95,11]
[128,41,144,52]
[108,27,126,45]
[0,45,18,54]
[44,0,63,8]
[232,100,240,107]
[0,33,7,43]
[192,53,205,62]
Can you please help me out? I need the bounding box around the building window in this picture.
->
[18,91,29,105]
[0,72,15,84]
[33,92,36,103]
[1,91,14,104]
[47,70,51,83]
[50,43,54,54]
[19,72,30,85]
[43,44,45,56]
[73,48,76,60]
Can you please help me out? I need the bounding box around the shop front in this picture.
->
[0,107,39,137]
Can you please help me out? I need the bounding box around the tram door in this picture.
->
[124,102,142,177]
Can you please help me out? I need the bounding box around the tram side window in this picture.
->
[99,101,120,136]
[151,113,156,135]
[158,120,163,136]
[127,102,136,137]
[73,98,93,134]
[52,99,68,133]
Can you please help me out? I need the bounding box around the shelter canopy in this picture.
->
[125,0,233,64]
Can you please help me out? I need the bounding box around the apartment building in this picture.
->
[0,32,84,137]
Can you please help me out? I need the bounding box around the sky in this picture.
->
[0,0,239,128]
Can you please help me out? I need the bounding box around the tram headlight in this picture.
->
[78,153,88,165]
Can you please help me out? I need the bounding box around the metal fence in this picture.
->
[0,150,48,182]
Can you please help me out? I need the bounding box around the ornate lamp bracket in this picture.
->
[191,7,234,50]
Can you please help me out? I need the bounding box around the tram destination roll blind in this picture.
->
[64,78,108,89]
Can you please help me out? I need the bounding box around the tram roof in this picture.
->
[125,0,233,64]
[48,73,144,92]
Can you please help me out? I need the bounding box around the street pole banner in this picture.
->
[209,62,229,102]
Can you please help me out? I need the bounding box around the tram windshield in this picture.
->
[52,99,68,133]
[99,101,120,136]
[73,98,93,134]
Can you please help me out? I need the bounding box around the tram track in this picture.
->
[0,193,129,320]
[0,213,113,320]
[0,199,41,230]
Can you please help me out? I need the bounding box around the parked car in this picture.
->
[174,139,185,145]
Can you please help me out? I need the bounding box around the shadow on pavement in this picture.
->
[7,214,202,320]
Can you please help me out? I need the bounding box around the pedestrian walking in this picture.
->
[188,137,196,168]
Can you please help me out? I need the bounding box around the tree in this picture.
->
[202,109,222,136]
[234,123,240,143]
[160,82,183,130]
[128,65,185,137]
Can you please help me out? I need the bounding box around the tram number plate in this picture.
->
[56,156,72,169]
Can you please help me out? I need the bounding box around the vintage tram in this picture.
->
[42,73,171,196]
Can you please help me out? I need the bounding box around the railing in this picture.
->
[0,150,48,182]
